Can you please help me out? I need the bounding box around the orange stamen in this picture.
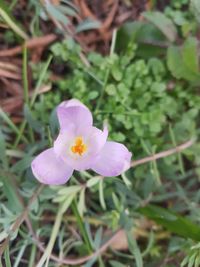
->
[71,137,87,156]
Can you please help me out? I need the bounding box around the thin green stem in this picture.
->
[22,45,29,104]
[85,70,104,86]
[13,240,27,267]
[30,55,53,107]
[22,45,34,143]
[28,244,36,267]
[0,108,28,144]
[4,247,11,267]
[36,205,63,267]
[0,7,28,40]
[169,124,185,175]
[95,29,117,113]
[13,55,52,147]
[71,200,93,253]
[13,121,26,148]
[94,69,110,113]
[9,0,18,10]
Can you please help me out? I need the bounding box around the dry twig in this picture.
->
[0,69,21,80]
[0,34,57,57]
[131,139,194,167]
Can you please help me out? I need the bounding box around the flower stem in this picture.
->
[71,200,93,253]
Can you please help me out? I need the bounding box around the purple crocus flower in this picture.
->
[31,99,132,185]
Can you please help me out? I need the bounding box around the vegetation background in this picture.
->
[0,0,200,266]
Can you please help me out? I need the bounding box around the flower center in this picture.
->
[71,137,87,156]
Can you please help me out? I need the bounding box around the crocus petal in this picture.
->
[59,99,87,109]
[91,141,132,177]
[31,148,73,185]
[53,124,75,157]
[57,99,93,130]
[88,125,108,156]
[54,125,108,171]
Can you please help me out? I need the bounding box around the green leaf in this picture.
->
[121,173,131,187]
[49,108,59,137]
[4,246,12,267]
[93,227,103,249]
[76,19,101,33]
[190,0,200,24]
[77,187,86,217]
[99,178,106,210]
[109,261,127,267]
[167,38,200,83]
[126,231,143,267]
[181,256,189,267]
[188,253,197,267]
[45,3,69,25]
[84,257,98,267]
[57,4,77,17]
[167,45,186,79]
[0,172,22,213]
[117,21,143,47]
[194,254,200,267]
[0,108,28,144]
[57,185,82,196]
[60,193,75,214]
[142,231,154,257]
[86,176,101,188]
[85,221,94,249]
[116,21,168,57]
[61,0,79,12]
[11,155,33,172]
[52,194,67,203]
[0,129,7,168]
[182,37,199,74]
[24,104,43,134]
[0,0,28,39]
[138,204,200,241]
[143,11,177,42]
[105,84,117,96]
[13,239,28,267]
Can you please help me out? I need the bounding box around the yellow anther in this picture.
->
[71,137,87,156]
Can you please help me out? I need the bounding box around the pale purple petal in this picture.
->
[31,148,73,185]
[59,99,87,109]
[53,124,75,157]
[57,99,93,130]
[87,125,108,156]
[54,125,108,171]
[91,141,132,176]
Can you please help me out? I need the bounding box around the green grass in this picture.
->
[0,0,200,266]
